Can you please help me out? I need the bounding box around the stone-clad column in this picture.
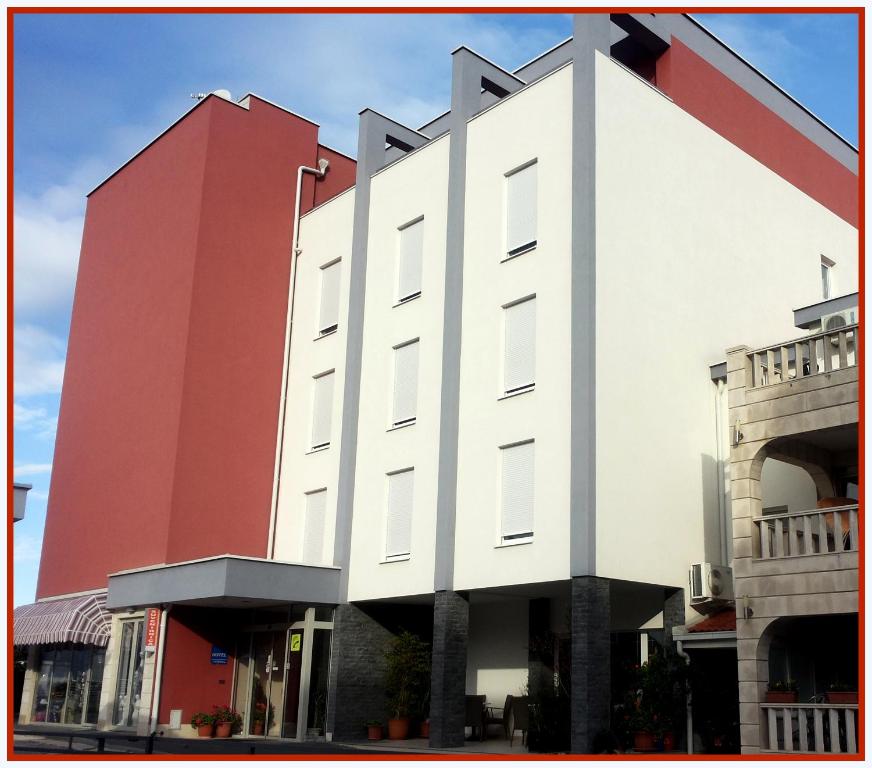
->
[570,576,610,753]
[429,591,469,748]
[663,588,685,650]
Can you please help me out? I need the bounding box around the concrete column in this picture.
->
[17,646,40,724]
[662,588,685,650]
[326,603,393,741]
[528,598,552,702]
[570,576,610,753]
[429,591,469,748]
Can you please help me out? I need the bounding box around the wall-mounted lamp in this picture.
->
[733,419,744,446]
[742,594,753,620]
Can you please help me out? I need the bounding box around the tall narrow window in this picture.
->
[386,469,414,559]
[319,259,341,335]
[503,296,536,395]
[311,371,334,449]
[392,340,419,427]
[506,161,537,257]
[821,256,834,300]
[398,218,424,303]
[303,489,327,563]
[500,441,534,542]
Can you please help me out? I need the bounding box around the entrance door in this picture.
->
[281,628,304,738]
[112,619,145,727]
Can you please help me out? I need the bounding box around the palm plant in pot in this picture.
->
[384,630,431,740]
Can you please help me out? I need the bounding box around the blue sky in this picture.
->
[11,12,859,607]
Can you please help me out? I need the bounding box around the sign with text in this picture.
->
[144,608,161,650]
[211,646,229,665]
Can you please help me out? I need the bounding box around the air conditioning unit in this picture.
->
[820,309,857,333]
[689,562,734,602]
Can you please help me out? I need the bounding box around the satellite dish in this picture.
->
[212,89,232,101]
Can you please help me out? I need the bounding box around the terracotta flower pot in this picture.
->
[252,721,265,735]
[215,722,233,738]
[197,724,214,738]
[387,717,410,740]
[633,731,655,752]
[419,721,430,739]
[827,691,857,705]
[765,691,798,704]
[662,731,675,752]
[367,725,383,741]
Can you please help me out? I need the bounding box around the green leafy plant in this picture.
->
[191,712,214,728]
[828,681,855,692]
[768,680,798,692]
[384,631,431,720]
[365,720,383,727]
[212,704,243,730]
[252,701,274,725]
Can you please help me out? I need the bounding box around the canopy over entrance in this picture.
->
[14,593,111,647]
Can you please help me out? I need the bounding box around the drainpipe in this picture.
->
[148,606,171,734]
[715,379,729,565]
[676,639,693,755]
[267,159,330,559]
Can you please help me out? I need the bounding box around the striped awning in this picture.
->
[14,593,111,647]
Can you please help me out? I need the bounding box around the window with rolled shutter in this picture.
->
[501,441,534,541]
[319,260,341,334]
[386,469,414,558]
[392,340,419,427]
[506,161,537,257]
[504,297,536,394]
[398,219,423,302]
[303,489,327,563]
[311,371,334,449]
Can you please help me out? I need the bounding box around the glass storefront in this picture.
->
[31,645,106,725]
[112,618,146,727]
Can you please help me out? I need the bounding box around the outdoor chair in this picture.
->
[509,696,529,746]
[464,694,487,741]
[485,694,513,739]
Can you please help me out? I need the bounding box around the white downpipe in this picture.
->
[148,606,171,734]
[676,639,693,755]
[267,160,329,560]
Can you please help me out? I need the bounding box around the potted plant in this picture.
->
[765,680,798,704]
[251,702,267,735]
[212,705,242,738]
[366,720,384,740]
[384,630,431,740]
[419,719,430,739]
[191,712,214,738]
[826,682,857,705]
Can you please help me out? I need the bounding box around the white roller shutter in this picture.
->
[319,260,341,334]
[386,469,414,558]
[311,371,334,449]
[398,219,423,301]
[504,297,536,393]
[303,490,327,563]
[392,341,419,426]
[501,441,534,540]
[506,162,537,255]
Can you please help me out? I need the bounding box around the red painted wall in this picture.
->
[37,95,356,597]
[657,39,857,227]
[157,607,237,724]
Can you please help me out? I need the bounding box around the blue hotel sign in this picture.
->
[210,646,228,665]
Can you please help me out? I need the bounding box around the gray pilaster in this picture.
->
[570,576,611,754]
[429,590,470,748]
[433,48,523,591]
[662,588,685,649]
[326,603,393,741]
[569,14,611,577]
[333,110,427,600]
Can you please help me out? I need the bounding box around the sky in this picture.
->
[11,11,860,607]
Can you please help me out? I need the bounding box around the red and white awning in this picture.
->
[14,593,111,647]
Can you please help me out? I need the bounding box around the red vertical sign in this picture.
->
[144,608,161,650]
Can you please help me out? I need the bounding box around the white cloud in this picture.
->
[13,532,43,564]
[13,402,58,439]
[13,463,52,476]
[13,324,66,396]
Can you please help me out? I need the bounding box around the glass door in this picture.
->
[281,628,304,738]
[112,619,145,727]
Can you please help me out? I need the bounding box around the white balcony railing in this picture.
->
[748,324,858,389]
[763,703,858,754]
[755,505,859,559]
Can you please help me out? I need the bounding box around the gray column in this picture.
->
[662,588,685,649]
[528,598,552,703]
[433,48,523,591]
[569,14,610,578]
[570,576,610,754]
[429,590,469,748]
[326,603,394,741]
[333,111,427,601]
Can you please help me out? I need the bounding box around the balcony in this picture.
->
[755,504,859,559]
[762,702,858,754]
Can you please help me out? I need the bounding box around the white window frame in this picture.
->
[501,294,536,397]
[498,439,535,546]
[390,338,420,429]
[317,258,341,337]
[821,255,835,300]
[396,216,424,305]
[309,369,335,451]
[384,467,414,561]
[503,159,538,261]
